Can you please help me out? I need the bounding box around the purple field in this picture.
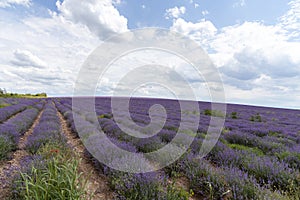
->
[0,97,299,200]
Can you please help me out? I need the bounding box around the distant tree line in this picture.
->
[0,88,47,98]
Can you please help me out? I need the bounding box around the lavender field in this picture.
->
[0,97,299,200]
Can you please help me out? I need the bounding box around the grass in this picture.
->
[12,143,89,200]
[180,129,197,137]
[166,182,193,200]
[226,143,264,156]
[0,103,11,108]
[268,131,281,137]
[203,109,225,118]
[231,112,238,119]
[181,110,200,115]
[250,113,262,122]
[98,114,113,119]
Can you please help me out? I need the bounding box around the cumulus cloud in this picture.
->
[233,0,246,8]
[165,6,186,19]
[172,19,300,82]
[0,10,99,95]
[0,0,130,95]
[0,0,31,8]
[11,49,47,68]
[211,22,300,81]
[202,10,209,16]
[170,2,300,108]
[171,18,217,48]
[56,0,128,40]
[279,0,300,39]
[91,48,211,101]
[1,0,299,108]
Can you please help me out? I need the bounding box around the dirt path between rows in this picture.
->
[56,110,114,200]
[0,109,44,200]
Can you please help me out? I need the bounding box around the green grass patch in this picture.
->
[166,182,193,200]
[227,143,264,156]
[250,113,262,122]
[276,151,300,168]
[203,109,225,118]
[165,125,178,132]
[221,127,230,134]
[268,131,281,137]
[180,129,197,137]
[182,110,200,115]
[98,114,113,119]
[231,112,238,119]
[0,103,11,108]
[13,143,89,200]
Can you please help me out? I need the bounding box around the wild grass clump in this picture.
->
[12,143,89,200]
[227,143,264,156]
[231,112,238,119]
[203,109,225,118]
[0,103,11,108]
[250,113,262,122]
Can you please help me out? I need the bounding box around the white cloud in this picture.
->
[171,18,217,48]
[211,22,300,81]
[224,84,300,109]
[279,0,300,39]
[56,0,128,40]
[0,11,100,95]
[141,4,146,9]
[0,0,31,8]
[1,0,299,108]
[201,10,209,16]
[11,49,47,68]
[210,20,300,107]
[169,2,300,108]
[194,3,199,8]
[0,0,130,95]
[165,6,186,19]
[233,0,246,8]
[112,0,121,5]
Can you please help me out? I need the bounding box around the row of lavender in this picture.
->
[0,98,41,123]
[11,100,87,199]
[1,97,298,199]
[55,97,300,199]
[94,98,300,199]
[25,101,66,154]
[55,98,195,199]
[0,98,44,161]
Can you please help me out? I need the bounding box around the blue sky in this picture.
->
[0,0,299,109]
[116,0,290,28]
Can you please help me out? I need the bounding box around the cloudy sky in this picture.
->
[0,0,299,109]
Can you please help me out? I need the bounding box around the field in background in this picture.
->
[0,97,299,200]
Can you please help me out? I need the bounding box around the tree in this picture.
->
[0,88,6,95]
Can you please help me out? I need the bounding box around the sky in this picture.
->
[0,0,300,109]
